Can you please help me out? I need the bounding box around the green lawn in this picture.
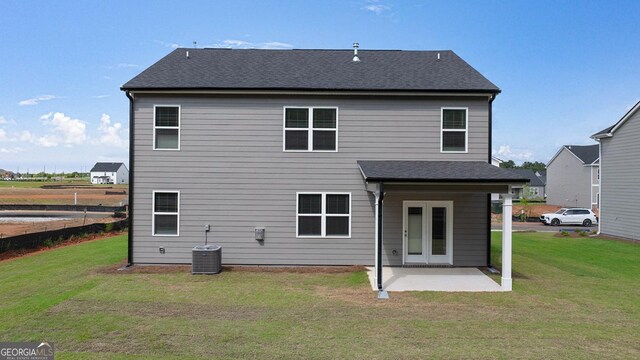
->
[0,233,638,359]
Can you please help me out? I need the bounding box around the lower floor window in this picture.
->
[153,191,179,235]
[297,193,350,237]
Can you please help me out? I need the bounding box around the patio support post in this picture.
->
[376,182,384,291]
[501,192,513,291]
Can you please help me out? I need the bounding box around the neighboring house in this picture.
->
[507,169,545,200]
[546,145,599,208]
[90,162,129,184]
[535,170,547,186]
[591,100,640,240]
[121,47,528,291]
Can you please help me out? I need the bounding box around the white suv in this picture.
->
[540,208,598,227]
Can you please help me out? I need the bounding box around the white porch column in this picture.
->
[501,192,513,291]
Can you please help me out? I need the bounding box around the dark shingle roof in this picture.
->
[506,169,545,187]
[565,145,599,164]
[357,161,529,183]
[592,125,614,137]
[90,162,125,172]
[122,49,500,93]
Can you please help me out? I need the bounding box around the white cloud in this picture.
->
[0,128,7,141]
[495,145,534,163]
[155,40,181,49]
[0,147,24,154]
[92,95,111,99]
[18,130,34,142]
[363,3,391,15]
[18,95,57,106]
[35,135,58,147]
[40,112,87,146]
[110,63,140,69]
[97,113,127,148]
[209,40,293,49]
[0,116,16,125]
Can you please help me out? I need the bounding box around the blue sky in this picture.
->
[1,0,639,172]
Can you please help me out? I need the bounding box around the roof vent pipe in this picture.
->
[352,42,361,62]
[437,52,441,60]
[186,51,190,59]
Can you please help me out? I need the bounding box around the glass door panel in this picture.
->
[407,207,423,256]
[431,207,446,255]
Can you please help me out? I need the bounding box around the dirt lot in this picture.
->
[0,184,127,237]
[0,217,116,238]
[0,186,127,206]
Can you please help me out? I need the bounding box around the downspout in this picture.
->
[125,91,135,266]
[597,139,601,235]
[487,94,496,267]
[376,182,384,291]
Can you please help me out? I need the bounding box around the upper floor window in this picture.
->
[154,105,180,150]
[284,107,337,151]
[441,108,467,153]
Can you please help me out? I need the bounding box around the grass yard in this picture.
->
[0,233,638,359]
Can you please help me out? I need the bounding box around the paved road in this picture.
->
[491,221,598,232]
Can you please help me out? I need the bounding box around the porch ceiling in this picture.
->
[367,267,503,292]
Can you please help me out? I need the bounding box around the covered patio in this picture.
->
[357,160,528,296]
[366,267,502,292]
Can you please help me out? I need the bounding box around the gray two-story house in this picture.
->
[121,48,527,291]
[592,100,640,240]
[546,144,600,209]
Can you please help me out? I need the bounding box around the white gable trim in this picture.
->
[547,146,585,167]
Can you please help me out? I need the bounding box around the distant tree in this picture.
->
[521,161,546,173]
[500,160,516,169]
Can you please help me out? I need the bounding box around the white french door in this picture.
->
[403,201,453,265]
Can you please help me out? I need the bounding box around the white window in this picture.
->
[296,192,350,237]
[154,105,180,150]
[441,108,468,152]
[152,191,179,236]
[284,107,338,151]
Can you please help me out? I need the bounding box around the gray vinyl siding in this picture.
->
[132,95,490,264]
[382,189,489,267]
[600,110,640,240]
[546,148,592,208]
[590,166,600,206]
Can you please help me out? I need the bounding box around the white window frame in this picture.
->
[440,107,468,153]
[152,190,180,236]
[296,192,351,238]
[283,106,339,152]
[153,105,181,151]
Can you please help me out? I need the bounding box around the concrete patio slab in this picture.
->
[367,267,503,292]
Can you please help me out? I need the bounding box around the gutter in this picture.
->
[121,88,501,98]
[487,93,496,267]
[125,91,135,266]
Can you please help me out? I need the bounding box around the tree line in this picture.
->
[499,160,546,172]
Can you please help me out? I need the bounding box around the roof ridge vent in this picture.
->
[352,42,361,62]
